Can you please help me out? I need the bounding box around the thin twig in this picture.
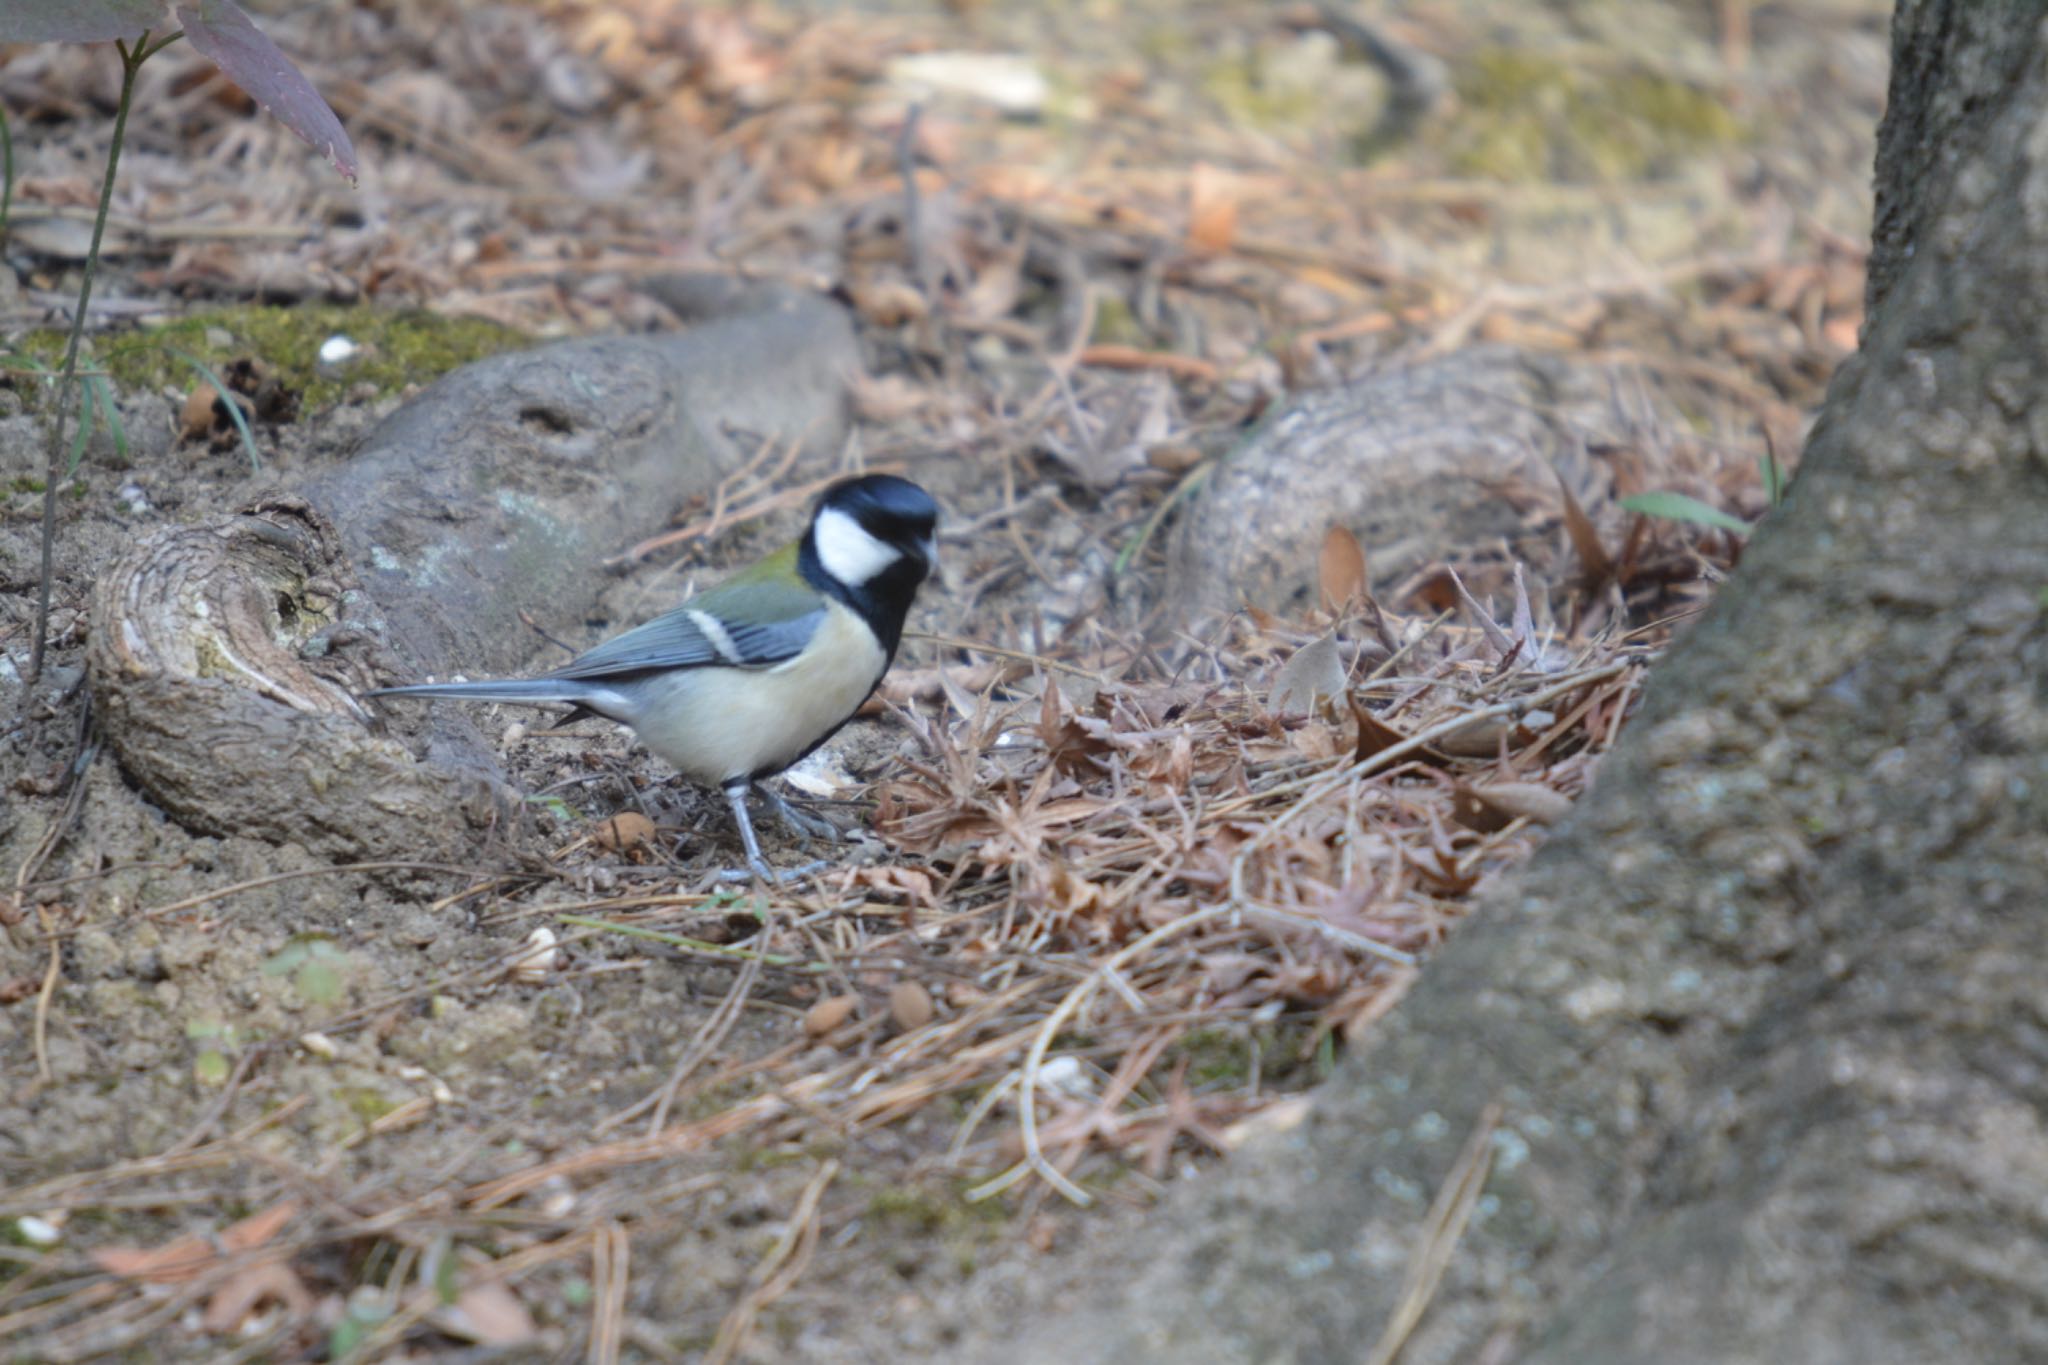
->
[705,1159,838,1365]
[903,631,1113,685]
[588,1220,629,1365]
[139,862,490,921]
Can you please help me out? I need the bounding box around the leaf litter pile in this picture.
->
[0,1,1888,1358]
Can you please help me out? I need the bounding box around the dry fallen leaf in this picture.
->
[1320,525,1368,613]
[1467,782,1574,827]
[1349,695,1450,768]
[850,372,936,424]
[1450,782,1573,833]
[1219,1095,1314,1150]
[851,864,937,906]
[847,275,928,328]
[92,1234,214,1283]
[1146,441,1205,473]
[1555,469,1614,588]
[202,1258,314,1335]
[1270,633,1344,717]
[93,1199,300,1285]
[179,383,221,444]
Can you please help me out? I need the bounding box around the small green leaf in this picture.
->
[87,375,127,461]
[328,1318,367,1360]
[0,351,53,376]
[63,380,97,475]
[1618,492,1753,536]
[263,942,310,975]
[296,959,344,1005]
[524,794,578,822]
[433,1243,461,1305]
[194,1049,232,1085]
[1757,451,1785,507]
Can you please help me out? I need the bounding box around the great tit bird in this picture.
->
[369,473,939,880]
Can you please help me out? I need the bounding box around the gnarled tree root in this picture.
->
[89,279,861,861]
[89,495,492,860]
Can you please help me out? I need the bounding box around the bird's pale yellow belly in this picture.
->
[629,601,887,785]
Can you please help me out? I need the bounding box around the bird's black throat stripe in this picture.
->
[797,534,923,663]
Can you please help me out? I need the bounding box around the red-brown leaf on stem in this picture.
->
[177,1,359,183]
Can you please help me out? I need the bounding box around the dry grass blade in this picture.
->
[967,903,1241,1208]
[139,862,497,921]
[588,1220,630,1365]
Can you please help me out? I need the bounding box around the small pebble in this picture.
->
[508,927,558,983]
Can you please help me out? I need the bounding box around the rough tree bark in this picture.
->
[994,4,2048,1360]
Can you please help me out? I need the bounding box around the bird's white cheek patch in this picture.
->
[813,506,901,587]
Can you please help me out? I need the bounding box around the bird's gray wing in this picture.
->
[546,597,825,681]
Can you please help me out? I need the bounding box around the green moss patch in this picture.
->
[1448,48,1742,182]
[6,304,525,413]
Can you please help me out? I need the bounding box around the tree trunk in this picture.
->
[995,4,2048,1360]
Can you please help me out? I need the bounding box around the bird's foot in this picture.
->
[757,784,845,847]
[709,858,832,887]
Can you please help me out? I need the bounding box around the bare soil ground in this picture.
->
[0,2,1887,1359]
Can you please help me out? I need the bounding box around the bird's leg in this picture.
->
[720,779,779,883]
[756,782,843,847]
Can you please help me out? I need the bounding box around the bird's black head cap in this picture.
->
[800,474,939,657]
[822,474,937,540]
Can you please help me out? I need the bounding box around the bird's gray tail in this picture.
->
[367,678,599,707]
